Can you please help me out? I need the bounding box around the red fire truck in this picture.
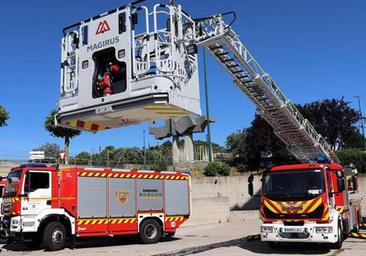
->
[1,164,191,251]
[248,163,362,248]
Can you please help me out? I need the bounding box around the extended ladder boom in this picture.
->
[194,14,339,163]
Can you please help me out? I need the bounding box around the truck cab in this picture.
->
[1,164,60,242]
[249,163,361,248]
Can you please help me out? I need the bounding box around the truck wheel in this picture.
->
[43,222,66,251]
[331,222,343,249]
[139,219,162,244]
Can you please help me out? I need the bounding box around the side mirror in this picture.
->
[248,174,254,196]
[0,176,3,181]
[248,182,254,196]
[337,177,345,193]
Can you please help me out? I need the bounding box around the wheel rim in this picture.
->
[52,229,64,244]
[144,224,157,239]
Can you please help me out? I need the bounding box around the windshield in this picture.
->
[5,170,21,197]
[263,169,324,201]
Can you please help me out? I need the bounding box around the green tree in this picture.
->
[225,98,358,170]
[226,114,295,169]
[73,151,91,165]
[297,98,359,150]
[343,130,364,149]
[0,106,9,127]
[336,149,366,173]
[45,110,81,164]
[33,143,61,160]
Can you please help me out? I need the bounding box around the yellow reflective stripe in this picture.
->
[308,198,323,213]
[69,120,78,127]
[299,198,314,214]
[264,200,278,214]
[101,173,107,177]
[81,172,87,176]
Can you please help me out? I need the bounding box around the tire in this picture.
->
[139,219,162,244]
[331,222,343,249]
[42,222,66,251]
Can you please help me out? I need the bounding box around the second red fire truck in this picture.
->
[249,162,362,248]
[1,164,191,250]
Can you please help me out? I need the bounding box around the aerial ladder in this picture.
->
[56,1,339,163]
[192,13,339,163]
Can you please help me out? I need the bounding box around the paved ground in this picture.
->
[0,217,365,256]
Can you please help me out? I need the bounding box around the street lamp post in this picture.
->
[203,48,213,162]
[354,96,365,150]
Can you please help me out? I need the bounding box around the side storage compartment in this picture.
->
[164,177,190,232]
[137,179,163,211]
[108,178,138,233]
[77,177,108,234]
[165,180,190,216]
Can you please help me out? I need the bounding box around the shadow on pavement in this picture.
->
[152,236,331,256]
[1,236,181,252]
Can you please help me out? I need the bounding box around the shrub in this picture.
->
[204,162,231,176]
[149,162,168,172]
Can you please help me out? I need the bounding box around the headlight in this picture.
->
[316,227,333,234]
[261,226,274,233]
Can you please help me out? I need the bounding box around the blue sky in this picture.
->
[0,0,365,158]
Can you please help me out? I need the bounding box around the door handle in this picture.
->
[46,200,52,205]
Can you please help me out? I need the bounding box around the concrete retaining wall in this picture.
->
[184,197,231,226]
[191,175,261,210]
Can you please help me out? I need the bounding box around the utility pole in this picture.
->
[143,130,147,168]
[354,96,365,150]
[203,48,213,162]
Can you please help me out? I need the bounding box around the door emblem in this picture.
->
[115,190,129,205]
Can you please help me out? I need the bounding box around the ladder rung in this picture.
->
[210,45,223,50]
[222,58,234,63]
[237,75,249,79]
[217,52,229,56]
[228,64,240,68]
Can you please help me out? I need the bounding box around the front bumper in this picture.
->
[261,219,338,244]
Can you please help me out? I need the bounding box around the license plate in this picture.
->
[283,227,304,233]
